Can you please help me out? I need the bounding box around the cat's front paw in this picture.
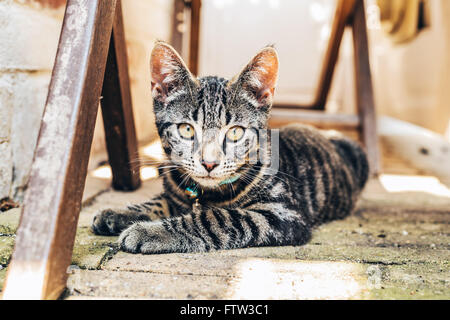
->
[118,222,172,254]
[92,209,150,236]
[92,209,120,236]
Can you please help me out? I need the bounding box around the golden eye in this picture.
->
[226,126,245,142]
[178,123,195,139]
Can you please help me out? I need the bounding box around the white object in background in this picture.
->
[199,0,336,105]
[378,116,450,185]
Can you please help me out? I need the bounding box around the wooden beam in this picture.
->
[351,0,380,175]
[272,0,356,110]
[311,0,357,110]
[2,0,117,300]
[273,103,320,110]
[188,0,201,75]
[170,0,186,54]
[101,0,141,191]
[269,108,360,130]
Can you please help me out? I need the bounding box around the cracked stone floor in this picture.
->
[0,142,449,299]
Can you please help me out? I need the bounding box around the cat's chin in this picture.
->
[191,176,222,189]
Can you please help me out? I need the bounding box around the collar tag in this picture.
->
[185,186,199,199]
[185,185,202,212]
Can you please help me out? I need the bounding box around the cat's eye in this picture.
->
[178,123,195,140]
[226,126,245,142]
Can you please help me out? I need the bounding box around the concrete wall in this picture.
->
[0,0,173,201]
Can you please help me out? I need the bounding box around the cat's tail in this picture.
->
[330,137,370,191]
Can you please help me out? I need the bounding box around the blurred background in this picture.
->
[1,0,450,203]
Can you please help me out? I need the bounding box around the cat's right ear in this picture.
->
[150,41,196,102]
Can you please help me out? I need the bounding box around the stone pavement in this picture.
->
[1,174,449,300]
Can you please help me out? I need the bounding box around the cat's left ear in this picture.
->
[230,46,279,107]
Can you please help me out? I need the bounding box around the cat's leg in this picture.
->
[92,195,172,236]
[118,202,311,254]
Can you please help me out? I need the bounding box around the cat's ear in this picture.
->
[230,46,279,107]
[150,41,196,102]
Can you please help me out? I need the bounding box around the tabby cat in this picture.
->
[92,41,369,254]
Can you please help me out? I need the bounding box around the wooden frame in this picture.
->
[2,0,378,300]
[170,0,187,54]
[188,0,202,76]
[187,0,380,175]
[272,0,380,175]
[2,0,140,299]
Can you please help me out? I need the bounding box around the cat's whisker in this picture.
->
[158,168,182,176]
[249,165,302,184]
[157,165,180,170]
[176,172,192,190]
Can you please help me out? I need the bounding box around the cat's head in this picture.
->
[150,41,278,189]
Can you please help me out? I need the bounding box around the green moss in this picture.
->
[0,237,14,266]
[0,208,21,235]
[0,267,7,292]
[360,262,450,299]
[71,227,118,269]
[293,244,449,265]
[365,287,449,300]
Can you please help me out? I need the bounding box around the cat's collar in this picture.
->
[185,174,241,211]
[218,174,241,186]
[185,174,241,200]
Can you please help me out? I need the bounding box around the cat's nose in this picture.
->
[201,159,219,172]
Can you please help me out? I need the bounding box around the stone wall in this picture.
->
[0,0,65,201]
[0,0,173,201]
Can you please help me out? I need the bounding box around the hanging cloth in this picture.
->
[377,0,430,44]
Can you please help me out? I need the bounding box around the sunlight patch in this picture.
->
[142,140,165,161]
[379,174,450,198]
[91,165,159,181]
[227,259,365,299]
[141,166,159,180]
[91,165,112,179]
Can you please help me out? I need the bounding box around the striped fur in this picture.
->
[92,43,369,254]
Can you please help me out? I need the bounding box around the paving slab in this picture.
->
[63,174,450,300]
[383,263,449,292]
[104,243,449,274]
[71,227,118,270]
[67,260,371,299]
[104,251,241,277]
[311,213,450,250]
[367,287,448,300]
[69,256,450,299]
[103,252,379,299]
[66,269,230,299]
[1,171,448,299]
[203,244,449,265]
[71,177,162,270]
